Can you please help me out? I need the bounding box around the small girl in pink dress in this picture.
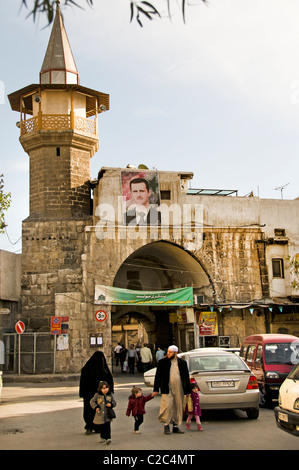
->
[185,382,203,431]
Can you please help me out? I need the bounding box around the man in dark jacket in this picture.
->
[153,345,191,434]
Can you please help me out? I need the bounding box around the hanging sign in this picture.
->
[95,310,107,322]
[95,285,193,306]
[198,311,218,336]
[0,308,10,315]
[51,316,61,335]
[15,321,25,334]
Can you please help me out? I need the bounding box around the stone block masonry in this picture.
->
[21,219,90,333]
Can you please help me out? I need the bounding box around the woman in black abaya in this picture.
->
[79,351,114,434]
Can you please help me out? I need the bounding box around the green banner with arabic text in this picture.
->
[95,285,193,306]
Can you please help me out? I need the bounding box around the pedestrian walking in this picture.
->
[90,380,116,445]
[153,345,191,435]
[127,344,138,374]
[114,343,122,366]
[126,386,158,433]
[140,343,153,372]
[156,346,165,362]
[79,351,114,435]
[185,382,203,431]
[135,344,142,372]
[119,344,128,372]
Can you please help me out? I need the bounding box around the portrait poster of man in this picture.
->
[121,170,161,226]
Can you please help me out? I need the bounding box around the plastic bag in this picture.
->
[187,396,193,413]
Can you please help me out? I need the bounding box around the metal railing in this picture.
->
[3,333,55,375]
[20,113,97,136]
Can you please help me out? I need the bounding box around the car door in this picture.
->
[251,344,264,387]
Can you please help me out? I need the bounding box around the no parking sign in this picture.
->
[15,321,25,334]
[95,310,107,322]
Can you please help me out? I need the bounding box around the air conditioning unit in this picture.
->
[194,295,204,304]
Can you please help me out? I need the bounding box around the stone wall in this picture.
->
[20,130,95,219]
[21,219,90,332]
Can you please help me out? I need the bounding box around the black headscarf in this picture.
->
[79,351,114,398]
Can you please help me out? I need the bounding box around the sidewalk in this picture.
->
[2,372,81,383]
[1,365,140,383]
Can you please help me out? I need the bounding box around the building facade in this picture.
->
[3,5,298,374]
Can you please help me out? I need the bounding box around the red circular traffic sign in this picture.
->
[95,310,107,322]
[15,321,25,334]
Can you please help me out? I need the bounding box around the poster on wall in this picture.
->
[121,169,161,226]
[56,334,69,351]
[198,311,218,336]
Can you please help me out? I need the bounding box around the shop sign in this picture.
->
[198,311,218,336]
[169,312,179,323]
[95,285,193,306]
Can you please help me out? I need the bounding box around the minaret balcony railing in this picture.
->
[20,113,97,136]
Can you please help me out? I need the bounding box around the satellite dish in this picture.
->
[138,164,149,169]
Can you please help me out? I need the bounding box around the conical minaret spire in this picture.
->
[40,1,79,85]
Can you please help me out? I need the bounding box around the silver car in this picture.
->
[144,348,260,419]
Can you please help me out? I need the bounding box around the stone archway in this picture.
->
[111,240,214,355]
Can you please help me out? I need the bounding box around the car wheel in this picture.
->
[246,408,259,419]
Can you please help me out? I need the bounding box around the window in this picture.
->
[255,345,263,363]
[56,147,60,156]
[239,345,247,359]
[272,258,284,278]
[274,228,286,237]
[246,345,256,362]
[264,343,294,365]
[160,190,171,200]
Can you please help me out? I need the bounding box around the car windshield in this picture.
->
[264,342,299,365]
[189,354,248,372]
[288,363,299,381]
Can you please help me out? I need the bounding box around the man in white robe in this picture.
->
[154,345,191,434]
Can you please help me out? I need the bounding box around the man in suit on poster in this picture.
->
[124,177,161,226]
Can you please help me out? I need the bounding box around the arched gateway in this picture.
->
[111,241,214,353]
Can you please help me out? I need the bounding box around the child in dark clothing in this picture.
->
[126,386,157,433]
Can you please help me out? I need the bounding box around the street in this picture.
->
[0,372,298,452]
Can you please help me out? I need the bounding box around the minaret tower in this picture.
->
[7,2,109,360]
[8,2,109,219]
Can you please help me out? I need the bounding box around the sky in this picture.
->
[0,0,299,254]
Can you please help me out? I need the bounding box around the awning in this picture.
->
[95,285,193,306]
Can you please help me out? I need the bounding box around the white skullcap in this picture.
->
[168,345,178,352]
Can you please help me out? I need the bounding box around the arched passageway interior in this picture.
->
[111,241,214,354]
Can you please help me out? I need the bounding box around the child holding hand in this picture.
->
[126,386,157,434]
[185,382,203,431]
